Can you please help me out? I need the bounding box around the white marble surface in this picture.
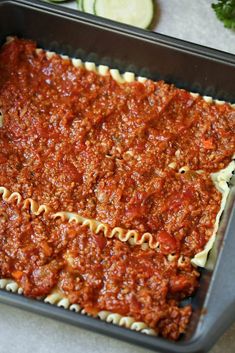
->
[1,1,235,353]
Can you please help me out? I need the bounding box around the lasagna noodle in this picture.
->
[0,278,23,294]
[191,159,235,267]
[53,211,158,249]
[0,187,50,215]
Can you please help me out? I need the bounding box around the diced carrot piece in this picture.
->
[12,270,23,280]
[40,241,53,257]
[202,138,214,150]
[67,229,77,239]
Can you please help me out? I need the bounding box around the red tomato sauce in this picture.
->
[0,38,234,340]
[0,200,197,340]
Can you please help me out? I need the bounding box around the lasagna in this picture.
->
[0,37,234,340]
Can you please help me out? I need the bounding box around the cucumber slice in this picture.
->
[95,0,154,29]
[83,0,95,14]
[76,0,83,11]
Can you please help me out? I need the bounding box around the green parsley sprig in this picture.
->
[212,0,235,29]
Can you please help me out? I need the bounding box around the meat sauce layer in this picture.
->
[0,201,196,340]
[0,38,234,340]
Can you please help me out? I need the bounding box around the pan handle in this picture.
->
[198,190,235,346]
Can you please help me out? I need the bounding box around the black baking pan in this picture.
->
[0,1,235,352]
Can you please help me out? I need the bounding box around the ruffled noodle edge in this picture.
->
[4,36,235,108]
[0,278,156,335]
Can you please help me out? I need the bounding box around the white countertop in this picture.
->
[1,1,235,353]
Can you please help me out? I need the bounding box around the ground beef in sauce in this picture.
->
[0,38,234,340]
